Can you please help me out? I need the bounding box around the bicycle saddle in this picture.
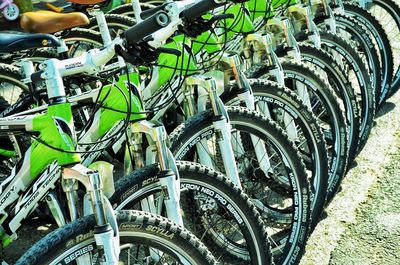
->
[20,10,90,34]
[0,31,61,53]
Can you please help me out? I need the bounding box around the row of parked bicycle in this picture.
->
[0,0,398,264]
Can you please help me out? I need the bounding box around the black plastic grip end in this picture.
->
[31,70,44,83]
[140,3,169,20]
[181,0,226,21]
[124,11,170,45]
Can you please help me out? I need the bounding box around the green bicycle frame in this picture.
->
[156,35,198,88]
[0,101,79,247]
[96,72,145,137]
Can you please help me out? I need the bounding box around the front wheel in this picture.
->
[221,80,328,230]
[169,106,311,265]
[16,210,218,265]
[111,161,272,265]
[247,60,349,202]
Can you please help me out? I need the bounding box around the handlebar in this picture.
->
[181,0,225,21]
[30,0,229,83]
[140,0,226,22]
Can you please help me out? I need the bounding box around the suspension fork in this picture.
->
[329,0,345,14]
[244,33,286,86]
[288,4,322,48]
[185,75,242,188]
[228,53,255,110]
[240,38,299,141]
[280,18,321,113]
[322,3,338,33]
[126,120,182,226]
[280,19,302,62]
[265,19,314,111]
[62,164,119,265]
[227,54,273,175]
[182,81,216,171]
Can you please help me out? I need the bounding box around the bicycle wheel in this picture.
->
[6,29,104,63]
[169,106,311,265]
[288,43,361,163]
[111,161,272,265]
[247,60,348,202]
[318,31,375,152]
[0,63,29,176]
[343,2,394,105]
[332,14,382,108]
[2,29,103,63]
[221,80,328,229]
[15,210,217,265]
[366,0,400,98]
[0,63,27,106]
[58,28,103,57]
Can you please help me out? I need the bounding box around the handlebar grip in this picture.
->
[140,3,169,20]
[31,70,44,83]
[181,0,226,21]
[124,11,170,45]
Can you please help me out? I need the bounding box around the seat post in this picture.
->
[88,8,112,46]
[131,0,143,23]
[57,39,69,57]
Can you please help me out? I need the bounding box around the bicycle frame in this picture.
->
[8,6,198,227]
[0,37,127,263]
[0,9,122,160]
[0,59,119,264]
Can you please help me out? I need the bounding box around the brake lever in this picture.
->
[115,44,139,65]
[156,47,182,57]
[209,13,235,23]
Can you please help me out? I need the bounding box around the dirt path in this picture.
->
[330,137,400,264]
[300,92,400,264]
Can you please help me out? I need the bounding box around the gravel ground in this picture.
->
[331,141,400,264]
[301,92,400,264]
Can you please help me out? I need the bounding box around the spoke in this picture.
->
[271,160,284,172]
[298,138,308,148]
[311,100,320,111]
[316,109,327,119]
[267,152,278,162]
[231,133,246,155]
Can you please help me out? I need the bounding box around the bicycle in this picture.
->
[0,0,19,21]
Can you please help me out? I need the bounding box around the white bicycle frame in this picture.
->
[0,49,124,264]
[11,1,210,228]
